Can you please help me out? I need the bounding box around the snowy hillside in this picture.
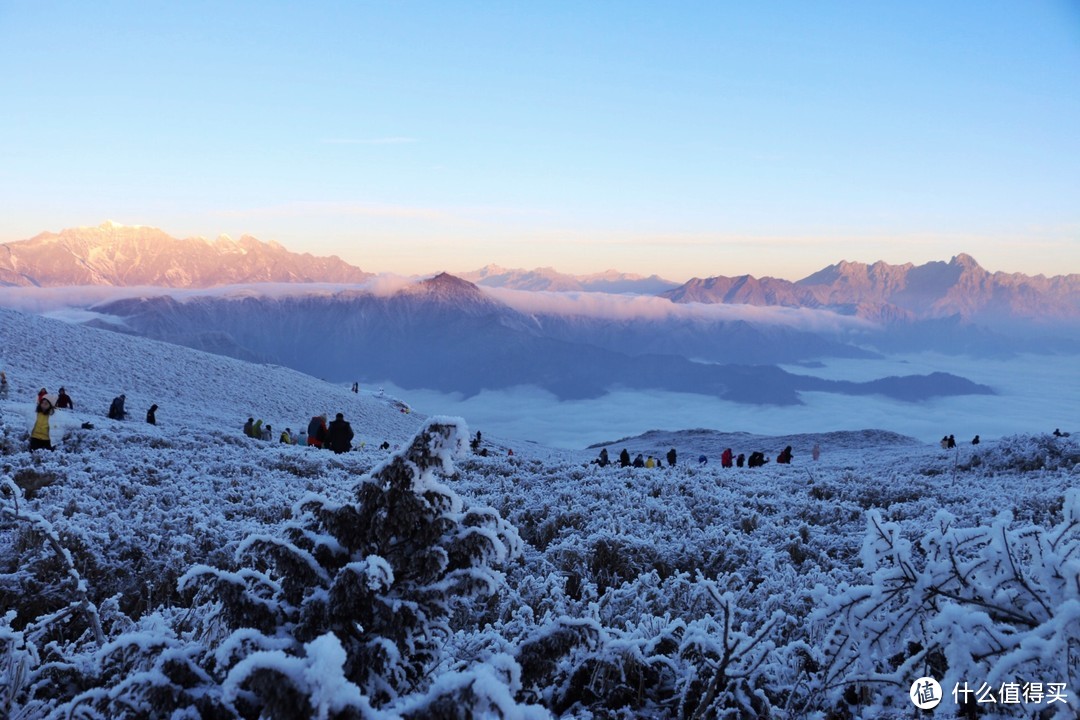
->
[1,305,1078,718]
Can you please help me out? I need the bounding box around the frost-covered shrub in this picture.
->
[813,489,1080,717]
[183,419,525,711]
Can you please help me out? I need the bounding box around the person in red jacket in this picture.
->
[56,387,74,409]
[721,448,733,468]
[777,445,793,464]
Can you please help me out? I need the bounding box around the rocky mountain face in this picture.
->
[459,264,679,294]
[664,254,1080,324]
[0,221,372,287]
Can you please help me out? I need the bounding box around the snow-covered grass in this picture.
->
[1,306,1078,718]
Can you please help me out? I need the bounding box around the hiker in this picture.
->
[146,404,158,425]
[108,394,128,420]
[37,388,47,404]
[298,430,308,446]
[747,451,767,468]
[380,440,390,450]
[940,436,949,450]
[470,431,483,453]
[971,435,980,445]
[619,448,631,468]
[351,382,359,393]
[594,448,610,467]
[947,434,956,449]
[698,454,708,466]
[666,448,677,467]
[252,419,264,439]
[721,448,733,468]
[777,446,793,464]
[812,443,821,461]
[243,418,255,437]
[0,371,8,400]
[632,453,645,468]
[327,413,354,454]
[307,416,326,447]
[30,393,57,452]
[56,387,74,409]
[645,456,656,469]
[261,424,273,441]
[280,428,293,444]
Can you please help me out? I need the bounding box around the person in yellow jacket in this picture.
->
[30,394,57,452]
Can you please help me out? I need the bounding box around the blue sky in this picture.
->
[2,1,1078,281]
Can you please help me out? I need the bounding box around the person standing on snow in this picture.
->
[108,394,128,420]
[30,393,57,452]
[327,412,354,454]
[146,404,158,425]
[56,387,74,410]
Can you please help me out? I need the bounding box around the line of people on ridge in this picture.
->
[25,385,159,452]
[939,434,982,449]
[592,443,817,469]
[243,413,356,455]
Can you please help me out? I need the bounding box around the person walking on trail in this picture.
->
[619,448,631,468]
[666,448,677,467]
[56,387,74,409]
[30,393,57,452]
[108,394,128,420]
[243,418,254,437]
[721,448,733,468]
[595,448,610,467]
[146,404,158,425]
[327,412,354,454]
[777,446,793,464]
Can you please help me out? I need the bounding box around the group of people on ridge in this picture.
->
[593,443,821,469]
[244,413,355,454]
[21,383,158,452]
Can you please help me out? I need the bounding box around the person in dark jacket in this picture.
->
[736,453,746,468]
[632,453,645,468]
[307,416,326,448]
[747,451,767,468]
[666,448,676,467]
[947,434,956,449]
[594,448,610,467]
[243,418,254,437]
[327,413,354,454]
[619,448,631,468]
[777,446,792,464]
[146,404,158,425]
[108,394,127,420]
[56,387,74,409]
[971,435,980,445]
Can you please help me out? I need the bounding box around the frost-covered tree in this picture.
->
[813,488,1080,718]
[183,419,525,712]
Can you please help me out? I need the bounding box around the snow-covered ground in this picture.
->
[1,306,1077,718]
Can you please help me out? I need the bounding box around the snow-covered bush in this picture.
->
[814,489,1080,717]
[183,419,525,712]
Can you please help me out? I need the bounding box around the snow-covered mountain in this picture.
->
[0,221,373,287]
[664,253,1080,324]
[1,302,1077,718]
[459,264,680,294]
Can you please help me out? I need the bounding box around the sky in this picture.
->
[2,1,1079,282]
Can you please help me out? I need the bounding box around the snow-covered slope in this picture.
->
[0,305,421,446]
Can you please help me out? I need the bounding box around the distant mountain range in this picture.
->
[0,221,371,287]
[664,253,1080,325]
[84,272,993,404]
[458,264,679,294]
[4,224,1078,329]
